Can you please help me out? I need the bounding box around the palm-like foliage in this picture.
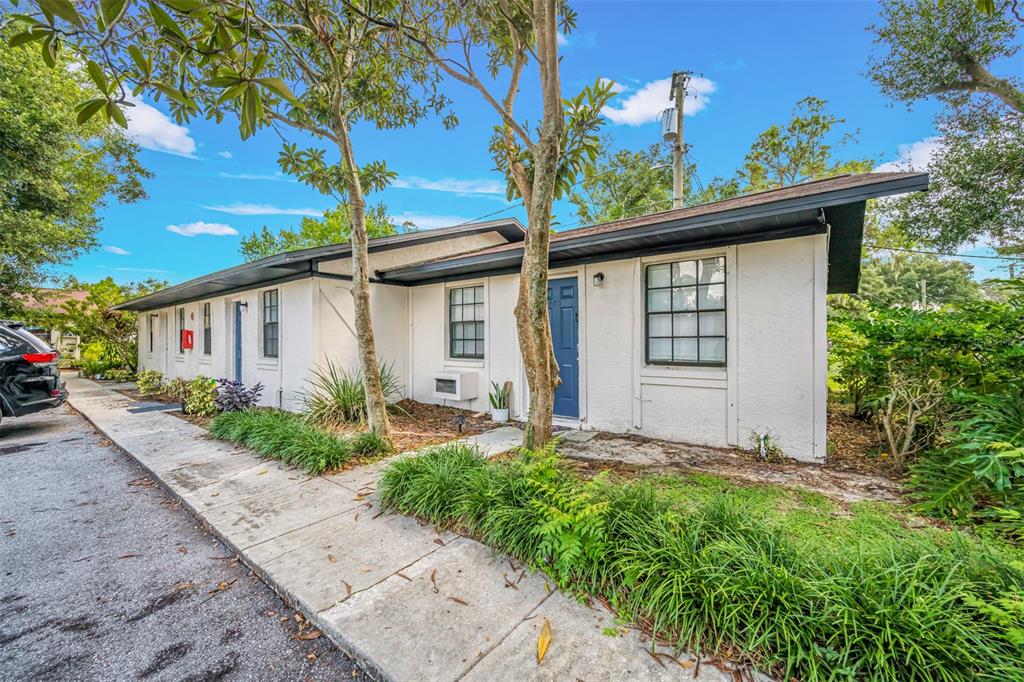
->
[300,360,405,427]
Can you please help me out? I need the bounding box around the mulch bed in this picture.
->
[825,405,893,477]
[331,399,496,453]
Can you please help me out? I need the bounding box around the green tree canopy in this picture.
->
[0,30,150,310]
[239,202,398,261]
[858,251,981,308]
[869,0,1024,252]
[567,141,682,225]
[52,277,167,371]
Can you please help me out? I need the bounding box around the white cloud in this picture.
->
[217,151,233,158]
[391,176,506,196]
[202,203,323,217]
[601,76,716,126]
[102,245,130,256]
[217,171,296,182]
[166,221,239,237]
[391,212,473,231]
[556,31,568,46]
[124,94,197,157]
[875,137,942,172]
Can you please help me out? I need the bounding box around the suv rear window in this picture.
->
[0,325,51,354]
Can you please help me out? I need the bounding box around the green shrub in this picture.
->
[209,409,391,475]
[300,359,405,427]
[910,389,1024,540]
[135,369,164,395]
[350,430,394,457]
[104,368,135,383]
[165,377,190,404]
[184,375,218,417]
[79,358,112,377]
[379,444,1024,681]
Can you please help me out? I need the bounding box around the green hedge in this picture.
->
[379,443,1024,681]
[209,409,391,475]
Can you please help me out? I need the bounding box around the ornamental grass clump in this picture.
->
[378,443,1024,681]
[209,409,390,475]
[300,359,405,427]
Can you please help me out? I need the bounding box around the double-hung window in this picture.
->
[645,256,726,365]
[449,285,484,359]
[177,307,185,354]
[202,302,212,355]
[148,314,157,353]
[262,290,279,358]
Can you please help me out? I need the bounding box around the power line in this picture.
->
[865,243,1024,261]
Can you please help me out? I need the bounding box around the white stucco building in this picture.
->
[118,172,927,462]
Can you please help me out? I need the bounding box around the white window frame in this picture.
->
[446,283,485,361]
[261,289,279,360]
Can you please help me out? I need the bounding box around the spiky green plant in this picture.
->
[378,443,1024,681]
[300,359,406,427]
[209,409,391,475]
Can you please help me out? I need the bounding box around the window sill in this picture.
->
[444,358,485,369]
[641,363,726,381]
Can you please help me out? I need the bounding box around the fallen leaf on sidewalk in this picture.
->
[128,477,155,487]
[537,618,552,664]
[396,572,411,582]
[118,553,142,559]
[343,581,352,597]
[430,569,439,593]
[306,652,317,662]
[175,581,193,590]
[447,596,469,606]
[177,546,188,554]
[434,538,444,546]
[503,573,518,590]
[208,577,238,594]
[327,554,337,564]
[294,629,322,641]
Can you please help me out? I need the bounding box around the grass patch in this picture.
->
[209,409,392,475]
[379,443,1024,681]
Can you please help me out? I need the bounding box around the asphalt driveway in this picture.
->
[0,405,368,681]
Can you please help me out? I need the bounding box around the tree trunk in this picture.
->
[514,0,563,449]
[334,116,391,438]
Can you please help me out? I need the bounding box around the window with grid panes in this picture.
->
[202,302,212,355]
[449,285,484,359]
[177,307,185,353]
[262,290,279,358]
[645,256,726,365]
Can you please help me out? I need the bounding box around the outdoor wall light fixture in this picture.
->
[238,302,248,312]
[592,272,605,287]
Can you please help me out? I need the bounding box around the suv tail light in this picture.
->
[22,351,59,363]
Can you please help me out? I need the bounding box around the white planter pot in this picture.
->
[492,408,509,423]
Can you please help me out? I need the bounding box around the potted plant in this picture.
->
[489,381,510,423]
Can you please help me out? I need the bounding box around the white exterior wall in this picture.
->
[137,233,828,462]
[405,235,828,462]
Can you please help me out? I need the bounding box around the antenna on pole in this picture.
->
[660,71,695,209]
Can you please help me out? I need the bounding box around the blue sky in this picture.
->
[73,0,1020,285]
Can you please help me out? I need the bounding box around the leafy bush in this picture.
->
[214,379,263,412]
[380,445,1024,681]
[135,369,164,395]
[300,359,405,427]
[104,368,135,383]
[79,358,112,377]
[350,430,394,457]
[910,389,1024,539]
[164,377,190,405]
[184,376,218,417]
[209,409,391,475]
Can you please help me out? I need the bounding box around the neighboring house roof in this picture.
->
[115,172,927,312]
[114,219,526,311]
[19,288,89,311]
[378,172,928,293]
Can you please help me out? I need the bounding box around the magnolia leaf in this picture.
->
[40,33,57,67]
[86,60,109,94]
[99,0,128,26]
[152,82,188,105]
[536,618,552,664]
[127,45,150,77]
[105,101,128,128]
[163,0,203,11]
[7,29,47,47]
[204,76,244,88]
[257,77,298,105]
[38,0,84,27]
[75,98,107,124]
[149,2,185,39]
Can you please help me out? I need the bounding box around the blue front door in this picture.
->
[233,302,243,382]
[548,277,579,418]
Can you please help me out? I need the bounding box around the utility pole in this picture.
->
[669,71,690,209]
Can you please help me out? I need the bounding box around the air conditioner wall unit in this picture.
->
[432,371,479,402]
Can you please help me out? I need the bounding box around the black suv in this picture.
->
[0,321,67,426]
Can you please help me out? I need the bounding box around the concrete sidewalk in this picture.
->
[67,377,746,681]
